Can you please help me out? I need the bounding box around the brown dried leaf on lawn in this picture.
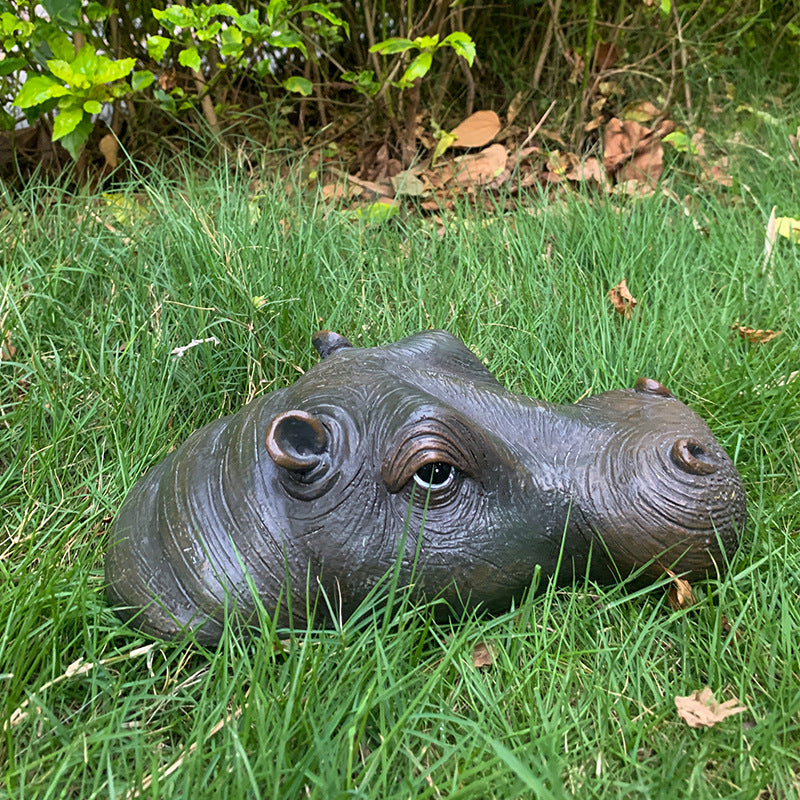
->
[675,687,746,728]
[732,322,782,344]
[443,144,508,187]
[99,133,119,169]
[1,328,16,362]
[565,156,607,185]
[608,279,637,318]
[472,641,495,668]
[664,568,697,610]
[603,118,674,185]
[451,110,501,149]
[391,170,426,197]
[593,41,624,71]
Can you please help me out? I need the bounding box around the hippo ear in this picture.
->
[634,377,674,398]
[312,330,353,359]
[266,410,329,471]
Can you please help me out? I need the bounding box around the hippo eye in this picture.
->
[413,462,454,490]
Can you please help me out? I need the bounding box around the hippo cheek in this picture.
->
[584,430,745,581]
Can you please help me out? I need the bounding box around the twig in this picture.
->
[519,99,557,150]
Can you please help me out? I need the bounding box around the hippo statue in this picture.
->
[105,330,746,643]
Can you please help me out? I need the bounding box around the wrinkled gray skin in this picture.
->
[106,330,746,644]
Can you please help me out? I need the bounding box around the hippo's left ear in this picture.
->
[266,410,329,472]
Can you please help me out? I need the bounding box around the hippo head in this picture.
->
[261,330,746,615]
[106,329,747,641]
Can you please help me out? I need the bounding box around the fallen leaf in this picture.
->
[675,687,746,728]
[565,156,606,185]
[472,641,495,668]
[593,41,624,71]
[608,279,637,318]
[443,144,508,187]
[391,170,425,197]
[99,133,119,169]
[732,322,782,344]
[0,330,15,361]
[603,117,674,185]
[450,110,501,149]
[664,568,697,609]
[775,216,800,243]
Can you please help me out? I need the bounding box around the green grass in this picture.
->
[1,134,799,799]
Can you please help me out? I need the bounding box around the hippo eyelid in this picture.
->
[381,414,484,493]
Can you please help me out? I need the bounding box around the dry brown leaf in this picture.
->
[99,133,119,169]
[391,170,426,197]
[675,687,746,728]
[603,118,674,185]
[608,279,637,318]
[443,144,508,187]
[664,568,697,609]
[1,330,16,362]
[565,156,606,185]
[451,110,501,149]
[732,322,782,344]
[593,41,623,71]
[472,641,495,668]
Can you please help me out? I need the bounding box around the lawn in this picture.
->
[1,121,799,797]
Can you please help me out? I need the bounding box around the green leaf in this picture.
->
[41,0,81,27]
[271,30,306,56]
[132,70,155,91]
[83,99,102,114]
[298,3,348,31]
[254,59,272,79]
[283,76,312,96]
[662,130,697,154]
[220,27,243,57]
[47,58,78,85]
[370,37,414,55]
[237,10,261,34]
[267,0,288,27]
[1,11,21,35]
[147,35,171,61]
[13,75,68,108]
[412,35,439,50]
[86,2,113,21]
[52,105,84,140]
[400,51,431,85]
[58,116,92,159]
[178,46,201,72]
[0,108,15,131]
[153,5,196,28]
[443,32,475,66]
[46,29,74,61]
[205,3,239,18]
[0,57,25,77]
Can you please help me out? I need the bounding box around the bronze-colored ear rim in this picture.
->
[312,330,354,359]
[266,410,329,471]
[634,377,674,398]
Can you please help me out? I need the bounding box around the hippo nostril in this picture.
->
[671,438,717,475]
